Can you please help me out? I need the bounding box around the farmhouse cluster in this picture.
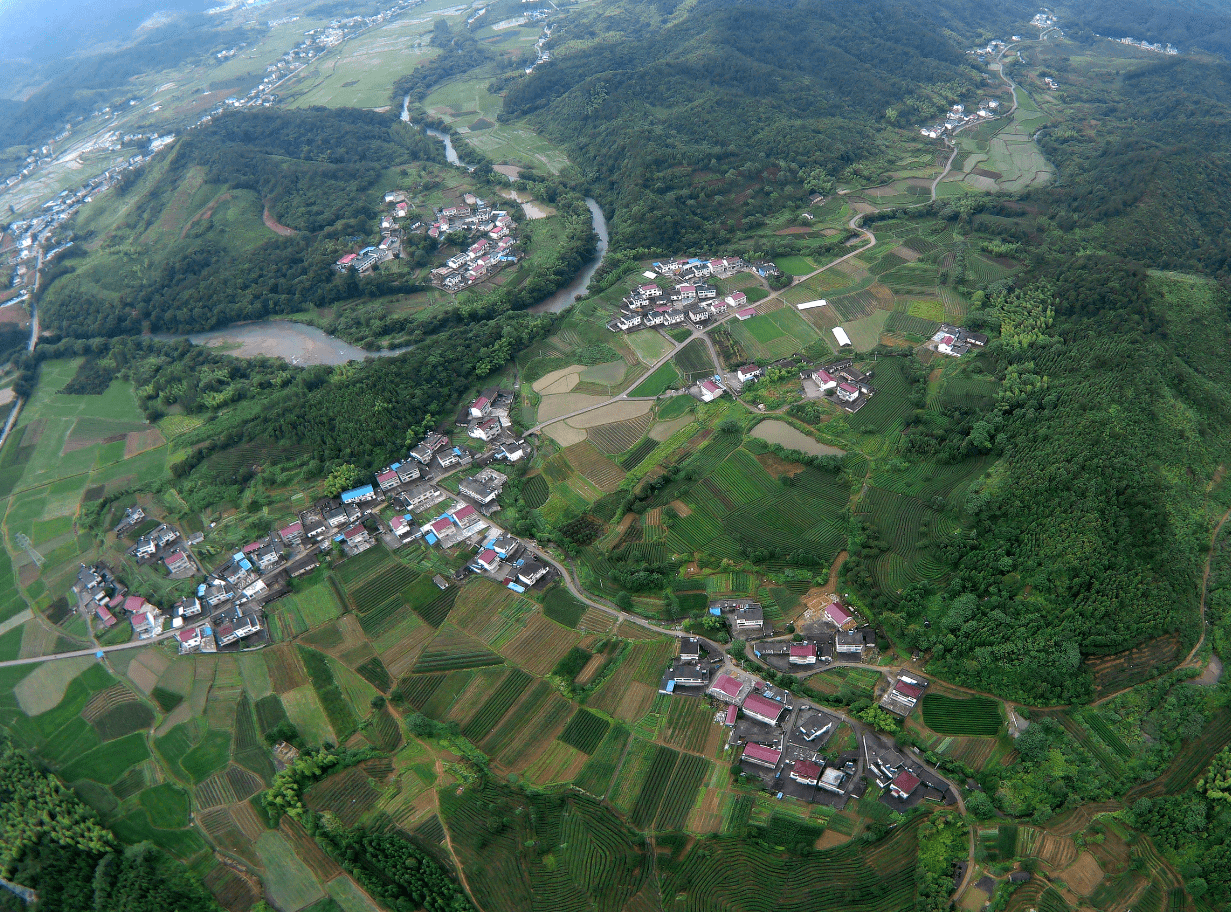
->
[800,357,877,413]
[919,99,1002,140]
[333,189,424,274]
[71,395,537,656]
[606,256,779,334]
[655,598,954,811]
[925,323,988,358]
[426,196,520,291]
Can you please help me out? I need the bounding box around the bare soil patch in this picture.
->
[124,428,165,459]
[263,202,298,237]
[815,828,851,850]
[754,452,806,478]
[532,365,584,394]
[569,400,653,428]
[536,393,609,423]
[1060,852,1105,896]
[1194,654,1223,686]
[775,227,812,235]
[649,415,694,441]
[543,421,587,446]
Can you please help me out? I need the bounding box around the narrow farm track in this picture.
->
[1181,505,1231,669]
[930,42,1021,200]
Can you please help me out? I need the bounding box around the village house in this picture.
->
[395,462,421,484]
[790,759,822,787]
[469,389,496,418]
[736,364,763,383]
[733,603,764,634]
[819,767,849,794]
[132,608,164,639]
[202,583,232,608]
[825,601,857,631]
[836,629,868,656]
[670,661,708,686]
[491,536,523,562]
[742,743,781,768]
[696,284,717,300]
[114,506,145,533]
[376,468,401,492]
[836,382,861,403]
[789,643,817,665]
[325,507,349,529]
[517,559,549,587]
[215,607,263,647]
[299,511,328,539]
[742,692,786,726]
[402,483,443,513]
[616,312,642,331]
[341,484,377,505]
[708,673,750,705]
[279,521,304,546]
[473,548,500,573]
[174,597,202,620]
[452,503,482,529]
[699,379,725,402]
[679,637,701,663]
[663,308,686,326]
[342,524,373,549]
[255,545,281,572]
[164,550,192,575]
[469,417,502,442]
[725,291,747,309]
[686,304,709,324]
[388,514,415,540]
[459,477,498,505]
[176,626,202,654]
[890,770,921,800]
[813,368,838,390]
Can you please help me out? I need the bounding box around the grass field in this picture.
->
[630,362,681,397]
[728,308,822,361]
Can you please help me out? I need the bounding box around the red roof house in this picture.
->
[825,601,856,630]
[791,759,822,785]
[742,693,786,725]
[742,742,782,768]
[890,770,921,799]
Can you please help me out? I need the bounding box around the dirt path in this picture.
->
[1181,505,1231,669]
[263,202,298,237]
[431,758,486,912]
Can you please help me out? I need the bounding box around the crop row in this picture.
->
[655,753,709,831]
[919,694,1002,736]
[414,649,504,674]
[521,473,550,509]
[560,708,611,755]
[574,723,630,797]
[463,669,531,742]
[629,745,680,829]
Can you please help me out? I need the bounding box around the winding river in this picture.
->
[173,104,610,365]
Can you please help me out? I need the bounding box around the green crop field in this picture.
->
[920,694,1002,737]
[674,339,714,377]
[630,361,681,397]
[775,256,816,276]
[559,708,611,754]
[542,585,587,628]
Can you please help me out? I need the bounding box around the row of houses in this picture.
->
[611,287,752,334]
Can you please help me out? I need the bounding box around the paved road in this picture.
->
[0,630,180,668]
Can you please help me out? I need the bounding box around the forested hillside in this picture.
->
[1059,0,1231,59]
[1040,57,1231,278]
[37,108,446,338]
[501,0,1035,251]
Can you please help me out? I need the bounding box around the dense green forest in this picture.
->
[499,0,1032,251]
[0,739,219,912]
[1040,57,1231,278]
[37,108,446,337]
